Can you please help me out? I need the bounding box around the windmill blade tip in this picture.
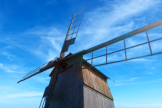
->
[17,81,21,83]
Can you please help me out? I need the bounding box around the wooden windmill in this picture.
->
[17,7,162,108]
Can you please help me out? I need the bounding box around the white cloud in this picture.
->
[2,0,161,63]
[2,51,21,61]
[1,92,42,99]
[78,0,160,51]
[130,77,139,81]
[115,77,140,83]
[42,36,62,52]
[25,26,62,37]
[24,26,64,61]
[0,63,25,73]
[34,76,50,83]
[67,0,162,68]
[0,1,162,108]
[0,84,43,108]
[145,71,157,75]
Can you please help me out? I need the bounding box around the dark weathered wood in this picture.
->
[47,56,83,108]
[44,54,114,108]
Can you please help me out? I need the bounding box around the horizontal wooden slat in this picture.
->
[82,65,113,100]
[83,85,114,108]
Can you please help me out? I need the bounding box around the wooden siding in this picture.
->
[44,66,60,108]
[84,85,114,108]
[45,54,114,108]
[48,56,84,108]
[82,65,113,100]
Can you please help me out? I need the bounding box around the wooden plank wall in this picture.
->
[44,66,60,108]
[48,56,84,108]
[45,55,114,108]
[84,85,115,108]
[82,65,113,100]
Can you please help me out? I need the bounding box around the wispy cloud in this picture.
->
[0,84,43,107]
[0,63,25,73]
[2,51,21,61]
[145,71,157,75]
[2,0,161,63]
[41,36,62,52]
[2,92,42,99]
[78,0,160,51]
[1,26,64,62]
[115,77,140,83]
[34,76,50,83]
[72,0,162,67]
[24,26,62,37]
[0,1,162,108]
[23,26,64,61]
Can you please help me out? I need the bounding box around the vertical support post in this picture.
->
[73,55,83,71]
[124,40,127,60]
[146,31,153,55]
[42,98,46,108]
[39,96,43,108]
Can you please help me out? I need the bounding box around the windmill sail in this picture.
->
[17,8,85,84]
[61,19,162,67]
[60,7,85,58]
[17,57,58,83]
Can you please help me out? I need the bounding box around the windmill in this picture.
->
[17,7,162,108]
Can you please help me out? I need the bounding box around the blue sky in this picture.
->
[1,0,162,108]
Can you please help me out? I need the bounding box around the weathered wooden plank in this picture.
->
[83,85,114,108]
[104,96,107,108]
[98,92,102,108]
[82,65,113,100]
[48,59,84,108]
[90,88,93,108]
[84,86,88,108]
[94,91,98,108]
[92,88,96,108]
[45,54,115,108]
[82,66,88,85]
